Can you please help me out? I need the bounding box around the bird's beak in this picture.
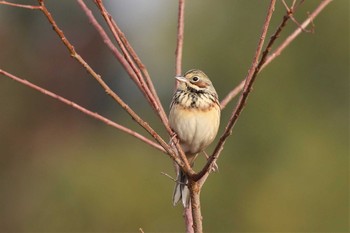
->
[175,76,188,83]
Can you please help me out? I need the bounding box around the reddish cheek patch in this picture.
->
[195,81,208,88]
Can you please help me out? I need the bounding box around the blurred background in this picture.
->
[0,0,348,232]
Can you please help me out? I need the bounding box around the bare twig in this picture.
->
[175,0,185,77]
[0,1,41,9]
[282,0,312,33]
[160,172,177,182]
[77,0,170,142]
[184,205,194,233]
[173,0,189,170]
[173,1,196,232]
[219,79,245,109]
[220,0,294,109]
[261,0,332,69]
[0,69,165,153]
[220,0,332,109]
[91,0,169,130]
[168,0,194,178]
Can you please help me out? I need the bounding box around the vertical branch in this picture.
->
[173,0,195,232]
[184,207,194,233]
[173,0,192,172]
[189,181,202,233]
[175,0,185,77]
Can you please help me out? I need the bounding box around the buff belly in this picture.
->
[169,104,220,156]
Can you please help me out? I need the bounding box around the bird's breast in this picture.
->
[169,103,220,155]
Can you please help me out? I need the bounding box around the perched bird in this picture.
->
[169,69,221,207]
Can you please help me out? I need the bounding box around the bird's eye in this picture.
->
[192,76,199,82]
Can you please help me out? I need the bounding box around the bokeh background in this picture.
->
[0,0,348,232]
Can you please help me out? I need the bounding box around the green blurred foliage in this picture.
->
[0,0,348,232]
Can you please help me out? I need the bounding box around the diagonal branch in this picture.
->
[0,0,41,9]
[261,0,333,70]
[0,68,165,153]
[195,0,277,181]
[220,0,333,109]
[92,0,169,131]
[220,0,295,109]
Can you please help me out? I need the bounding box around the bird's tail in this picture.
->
[172,169,190,208]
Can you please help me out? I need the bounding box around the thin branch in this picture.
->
[195,0,277,181]
[171,0,195,182]
[219,79,245,109]
[173,2,198,231]
[92,0,170,131]
[257,3,294,72]
[189,181,202,233]
[160,172,177,182]
[76,0,142,91]
[261,0,332,69]
[170,135,194,177]
[220,0,332,109]
[184,204,194,233]
[123,38,169,130]
[0,1,41,9]
[0,68,165,153]
[171,0,194,175]
[175,0,185,77]
[220,0,293,109]
[282,0,312,33]
[96,5,156,103]
[78,0,165,124]
[77,0,165,123]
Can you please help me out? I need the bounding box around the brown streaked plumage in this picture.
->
[169,69,220,207]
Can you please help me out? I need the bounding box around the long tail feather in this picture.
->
[172,169,190,207]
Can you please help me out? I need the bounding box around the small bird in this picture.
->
[169,69,221,207]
